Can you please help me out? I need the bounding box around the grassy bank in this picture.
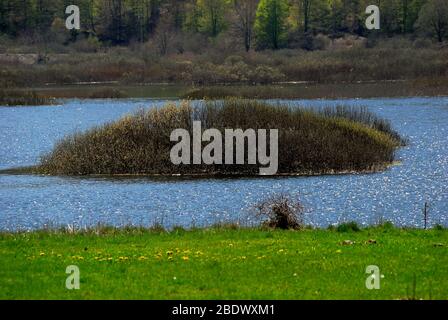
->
[35,99,402,176]
[0,225,446,300]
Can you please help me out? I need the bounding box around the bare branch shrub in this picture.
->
[254,193,305,230]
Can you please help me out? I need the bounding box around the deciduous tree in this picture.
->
[416,0,448,42]
[197,0,229,37]
[254,0,289,49]
[232,0,258,51]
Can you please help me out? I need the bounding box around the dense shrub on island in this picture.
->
[36,99,402,176]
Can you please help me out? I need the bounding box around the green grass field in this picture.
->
[0,226,446,300]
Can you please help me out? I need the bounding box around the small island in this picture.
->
[32,99,403,176]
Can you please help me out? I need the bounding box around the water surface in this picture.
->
[0,97,447,231]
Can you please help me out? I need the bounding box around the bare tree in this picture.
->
[154,5,175,55]
[232,0,258,52]
[416,0,448,42]
[401,0,410,33]
[299,0,312,32]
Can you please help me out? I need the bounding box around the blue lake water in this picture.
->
[0,97,447,231]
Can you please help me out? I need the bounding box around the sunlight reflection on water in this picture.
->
[0,97,447,231]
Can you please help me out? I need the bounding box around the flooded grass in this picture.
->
[183,80,448,100]
[5,78,448,103]
[0,89,57,106]
[23,84,189,99]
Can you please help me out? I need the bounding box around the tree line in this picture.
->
[0,0,447,51]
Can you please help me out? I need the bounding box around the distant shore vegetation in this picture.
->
[1,42,448,89]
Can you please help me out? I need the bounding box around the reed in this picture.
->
[36,99,402,176]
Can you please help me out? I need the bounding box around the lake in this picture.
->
[0,97,447,231]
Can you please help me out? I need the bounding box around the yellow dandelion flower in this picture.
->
[182,256,189,261]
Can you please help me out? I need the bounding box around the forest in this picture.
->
[0,0,447,51]
[1,0,448,91]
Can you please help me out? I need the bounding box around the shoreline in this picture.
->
[2,80,448,104]
[0,222,445,235]
[0,161,399,178]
